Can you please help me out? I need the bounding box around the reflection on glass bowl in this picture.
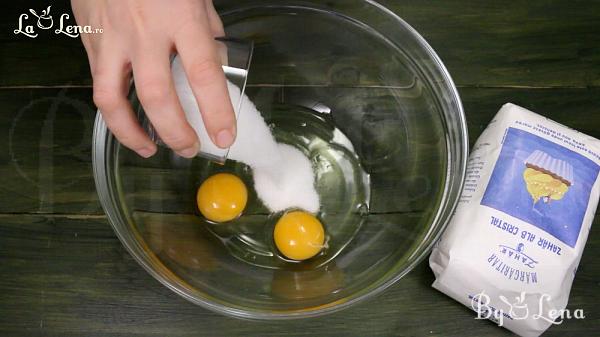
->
[93,0,467,319]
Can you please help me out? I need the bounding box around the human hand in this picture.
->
[71,0,236,158]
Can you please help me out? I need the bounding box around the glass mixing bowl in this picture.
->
[93,0,468,319]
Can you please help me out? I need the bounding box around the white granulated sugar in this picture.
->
[171,56,320,213]
[225,82,282,169]
[251,143,320,213]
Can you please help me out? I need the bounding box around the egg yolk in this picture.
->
[197,173,247,222]
[274,211,325,261]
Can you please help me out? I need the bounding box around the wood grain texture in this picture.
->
[379,0,600,88]
[1,1,600,336]
[0,88,100,214]
[0,86,599,336]
[0,214,597,337]
[1,1,599,87]
[2,87,598,214]
[0,1,90,87]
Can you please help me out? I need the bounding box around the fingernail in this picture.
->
[215,129,235,148]
[138,146,156,158]
[177,142,200,158]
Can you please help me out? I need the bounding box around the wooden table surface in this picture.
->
[1,1,599,336]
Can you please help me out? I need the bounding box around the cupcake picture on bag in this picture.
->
[523,150,572,205]
[481,127,600,248]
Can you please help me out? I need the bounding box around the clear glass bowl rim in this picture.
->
[92,0,469,320]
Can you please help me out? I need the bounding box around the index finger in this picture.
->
[174,23,236,149]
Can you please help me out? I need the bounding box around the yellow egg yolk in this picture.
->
[274,211,325,261]
[197,173,247,222]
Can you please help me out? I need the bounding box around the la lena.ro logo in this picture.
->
[14,5,103,38]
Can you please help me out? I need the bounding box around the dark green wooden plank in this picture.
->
[380,0,600,88]
[0,1,599,336]
[0,87,599,336]
[0,88,101,214]
[2,86,600,214]
[219,0,600,87]
[0,214,597,336]
[0,1,90,87]
[460,86,600,145]
[1,1,600,87]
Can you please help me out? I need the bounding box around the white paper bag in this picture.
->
[430,103,600,336]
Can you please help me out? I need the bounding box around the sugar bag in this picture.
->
[430,103,600,336]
